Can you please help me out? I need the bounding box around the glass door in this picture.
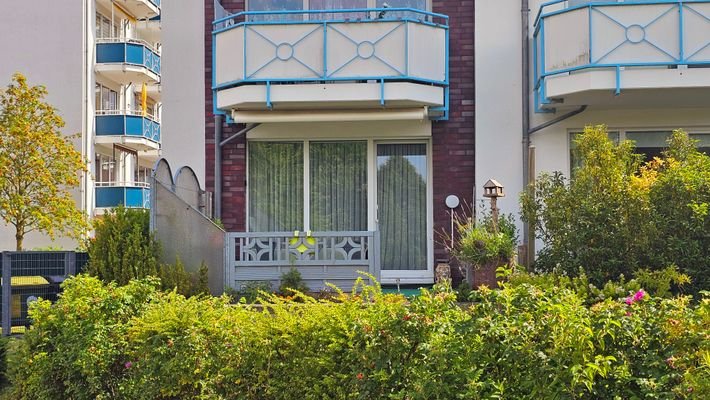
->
[376,143,431,281]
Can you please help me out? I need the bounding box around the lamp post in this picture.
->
[482,179,505,232]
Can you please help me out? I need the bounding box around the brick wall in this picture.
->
[205,1,475,278]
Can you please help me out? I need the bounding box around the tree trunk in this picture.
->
[15,224,23,251]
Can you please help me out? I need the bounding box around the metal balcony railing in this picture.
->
[95,184,151,209]
[95,110,161,143]
[96,38,161,75]
[533,0,710,111]
[212,8,449,118]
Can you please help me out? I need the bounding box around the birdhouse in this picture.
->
[482,179,505,198]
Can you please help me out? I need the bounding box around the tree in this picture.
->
[0,73,88,250]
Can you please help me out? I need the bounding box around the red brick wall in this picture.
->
[205,1,475,275]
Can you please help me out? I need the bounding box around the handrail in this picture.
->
[535,0,710,27]
[214,7,448,31]
[95,182,151,188]
[96,37,160,54]
[96,109,159,121]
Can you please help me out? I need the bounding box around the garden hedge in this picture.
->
[6,276,709,399]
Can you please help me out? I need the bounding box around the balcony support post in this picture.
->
[522,0,532,266]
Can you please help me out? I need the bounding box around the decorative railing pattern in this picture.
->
[225,231,380,291]
[95,112,161,143]
[96,39,161,75]
[95,185,151,209]
[212,8,448,117]
[533,0,710,111]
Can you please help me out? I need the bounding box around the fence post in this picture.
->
[2,252,11,336]
[65,251,76,277]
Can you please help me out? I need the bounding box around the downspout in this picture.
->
[213,118,259,220]
[521,0,531,265]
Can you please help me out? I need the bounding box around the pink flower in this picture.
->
[633,290,645,302]
[124,361,133,369]
[625,297,633,305]
[625,311,632,317]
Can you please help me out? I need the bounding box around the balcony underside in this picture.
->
[216,82,444,122]
[544,67,710,109]
[95,64,159,85]
[98,0,159,20]
[94,135,160,151]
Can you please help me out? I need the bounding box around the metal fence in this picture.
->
[0,251,88,336]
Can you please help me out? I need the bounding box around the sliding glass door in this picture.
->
[377,143,429,275]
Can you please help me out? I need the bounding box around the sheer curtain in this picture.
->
[248,142,304,232]
[377,144,427,270]
[309,141,367,231]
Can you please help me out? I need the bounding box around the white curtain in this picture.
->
[309,141,367,231]
[377,144,427,270]
[248,142,304,232]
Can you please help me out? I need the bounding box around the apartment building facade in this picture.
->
[476,0,710,255]
[0,0,163,250]
[207,0,474,287]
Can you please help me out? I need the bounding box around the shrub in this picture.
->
[225,280,273,303]
[451,208,517,268]
[278,267,309,295]
[521,126,710,293]
[7,275,709,399]
[87,206,209,296]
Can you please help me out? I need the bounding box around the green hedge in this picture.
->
[6,276,709,399]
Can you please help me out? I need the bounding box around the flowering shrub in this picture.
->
[6,275,709,399]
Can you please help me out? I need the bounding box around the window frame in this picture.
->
[568,127,710,175]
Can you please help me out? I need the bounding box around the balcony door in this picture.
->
[376,142,431,281]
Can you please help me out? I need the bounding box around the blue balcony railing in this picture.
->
[96,39,161,75]
[212,8,449,118]
[533,0,710,111]
[95,112,161,143]
[95,185,151,209]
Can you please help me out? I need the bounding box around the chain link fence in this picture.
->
[0,251,88,336]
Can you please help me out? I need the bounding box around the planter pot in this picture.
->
[465,257,514,289]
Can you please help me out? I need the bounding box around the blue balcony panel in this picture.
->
[95,114,160,150]
[96,41,161,83]
[95,186,150,209]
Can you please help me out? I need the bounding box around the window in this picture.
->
[96,83,119,112]
[247,0,429,20]
[569,130,710,174]
[248,141,367,232]
[94,147,139,186]
[96,14,120,39]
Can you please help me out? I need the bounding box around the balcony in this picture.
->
[97,0,160,20]
[95,184,150,209]
[212,8,449,122]
[95,39,161,84]
[533,0,710,111]
[94,111,161,151]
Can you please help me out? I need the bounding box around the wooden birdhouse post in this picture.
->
[482,179,505,232]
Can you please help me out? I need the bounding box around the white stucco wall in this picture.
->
[476,0,710,253]
[0,1,87,250]
[161,0,206,184]
[474,0,524,233]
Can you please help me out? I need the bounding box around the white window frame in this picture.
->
[246,137,434,283]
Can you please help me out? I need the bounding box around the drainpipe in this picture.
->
[521,0,531,265]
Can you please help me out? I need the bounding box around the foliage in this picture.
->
[0,73,89,250]
[643,131,710,294]
[87,206,208,296]
[7,275,709,399]
[522,126,710,293]
[225,280,273,303]
[451,207,517,268]
[87,206,161,285]
[278,267,309,295]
